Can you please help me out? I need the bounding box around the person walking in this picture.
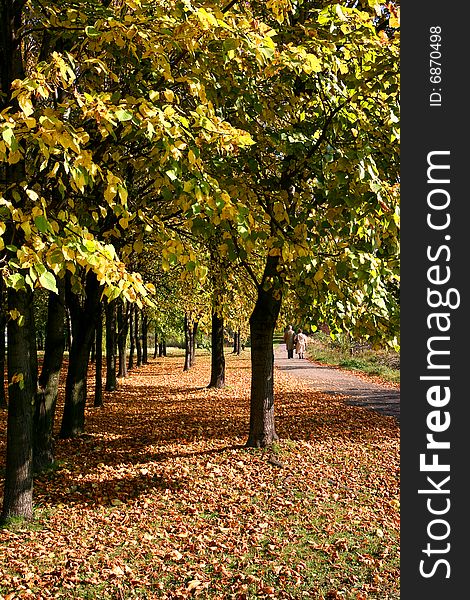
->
[283,325,296,359]
[295,329,308,359]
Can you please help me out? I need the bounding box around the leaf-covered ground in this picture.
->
[0,352,399,600]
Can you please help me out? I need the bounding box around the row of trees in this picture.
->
[1,0,400,520]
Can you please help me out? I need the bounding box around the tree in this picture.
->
[0,0,36,521]
[60,270,100,438]
[117,299,129,378]
[33,281,65,473]
[105,299,118,391]
[2,287,37,521]
[171,1,400,445]
[0,280,6,409]
[208,308,225,389]
[94,303,103,407]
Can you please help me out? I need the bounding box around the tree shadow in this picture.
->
[2,367,399,512]
[33,443,246,508]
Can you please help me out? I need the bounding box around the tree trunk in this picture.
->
[117,299,128,378]
[191,322,197,367]
[183,314,191,371]
[153,322,158,359]
[142,311,148,364]
[183,314,196,371]
[65,308,72,352]
[1,0,35,520]
[94,304,103,407]
[236,329,241,355]
[246,256,282,448]
[0,280,6,409]
[208,310,225,388]
[33,281,65,473]
[128,305,135,371]
[2,287,37,521]
[232,329,241,355]
[36,331,44,351]
[135,305,142,367]
[60,272,100,438]
[105,299,117,391]
[162,339,167,357]
[90,336,96,364]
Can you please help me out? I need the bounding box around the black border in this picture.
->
[401,3,468,597]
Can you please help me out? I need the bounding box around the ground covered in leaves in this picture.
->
[0,351,399,600]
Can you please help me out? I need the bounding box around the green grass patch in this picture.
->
[306,333,400,384]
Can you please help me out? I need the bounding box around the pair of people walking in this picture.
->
[283,326,308,359]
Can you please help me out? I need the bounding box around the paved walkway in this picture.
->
[274,345,400,422]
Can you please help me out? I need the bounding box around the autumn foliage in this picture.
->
[0,352,399,599]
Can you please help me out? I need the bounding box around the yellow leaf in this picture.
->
[21,221,32,238]
[18,93,34,117]
[111,564,124,576]
[187,580,202,591]
[8,151,22,164]
[164,89,175,102]
[314,268,324,282]
[24,117,37,129]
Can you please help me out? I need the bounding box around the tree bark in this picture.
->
[33,281,65,473]
[60,271,100,438]
[0,280,6,409]
[183,314,197,371]
[117,299,128,378]
[65,308,72,352]
[2,287,37,521]
[134,305,142,367]
[246,255,282,448]
[183,314,191,371]
[128,304,135,371]
[153,322,158,359]
[232,329,241,355]
[105,299,117,391]
[90,336,96,364]
[208,310,225,388]
[94,303,103,407]
[191,322,197,366]
[1,0,36,521]
[141,311,148,364]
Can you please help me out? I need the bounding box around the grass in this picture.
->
[303,333,400,385]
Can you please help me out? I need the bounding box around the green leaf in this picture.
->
[6,273,25,291]
[165,169,178,181]
[85,26,100,38]
[116,109,133,122]
[39,271,58,294]
[34,215,50,233]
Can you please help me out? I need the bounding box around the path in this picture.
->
[274,345,400,422]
